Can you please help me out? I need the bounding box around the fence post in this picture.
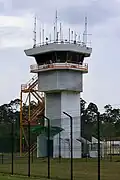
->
[110,137,112,162]
[59,132,61,162]
[63,112,73,180]
[43,115,50,179]
[31,149,34,164]
[97,112,100,180]
[48,117,50,179]
[28,91,31,177]
[11,120,14,175]
[1,153,3,164]
[28,120,31,177]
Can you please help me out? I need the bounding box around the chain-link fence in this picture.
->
[0,115,120,180]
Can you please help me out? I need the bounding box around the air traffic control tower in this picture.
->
[24,16,92,158]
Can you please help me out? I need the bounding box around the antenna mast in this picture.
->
[49,33,51,42]
[71,31,73,42]
[54,24,55,41]
[33,16,37,47]
[69,28,70,42]
[55,10,58,41]
[40,25,41,45]
[60,23,62,41]
[74,31,77,42]
[78,34,80,42]
[42,27,44,45]
[83,16,87,45]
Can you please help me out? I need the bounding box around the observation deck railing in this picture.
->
[30,63,88,73]
[34,39,91,48]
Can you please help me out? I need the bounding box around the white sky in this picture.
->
[0,0,120,111]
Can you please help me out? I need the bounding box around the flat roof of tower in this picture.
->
[24,41,92,57]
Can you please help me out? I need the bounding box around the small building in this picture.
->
[89,137,105,158]
[105,140,120,156]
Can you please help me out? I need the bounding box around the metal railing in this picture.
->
[21,75,38,90]
[34,39,91,49]
[30,62,88,72]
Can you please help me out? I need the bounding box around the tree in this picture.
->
[81,100,98,140]
[80,98,86,115]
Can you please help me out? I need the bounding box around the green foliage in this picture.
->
[0,98,120,151]
[81,99,120,140]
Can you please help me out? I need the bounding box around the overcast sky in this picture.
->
[0,0,120,111]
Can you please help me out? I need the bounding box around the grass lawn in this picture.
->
[0,156,120,180]
[0,174,47,180]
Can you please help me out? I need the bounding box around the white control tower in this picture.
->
[24,15,92,158]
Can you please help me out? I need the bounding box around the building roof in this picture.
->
[25,42,92,57]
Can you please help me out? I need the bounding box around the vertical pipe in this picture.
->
[1,153,3,164]
[86,139,88,162]
[57,32,59,42]
[59,132,61,162]
[42,28,44,45]
[110,137,112,162]
[47,117,50,179]
[83,16,87,45]
[69,28,70,43]
[85,16,87,45]
[20,90,22,157]
[11,120,14,175]
[71,31,73,42]
[42,115,51,179]
[60,23,62,41]
[78,35,80,43]
[74,32,77,42]
[113,140,114,156]
[49,34,51,42]
[70,116,73,180]
[32,149,34,164]
[97,112,100,180]
[63,112,73,180]
[40,25,41,45]
[28,91,31,177]
[54,25,55,42]
[33,16,36,47]
[55,10,58,41]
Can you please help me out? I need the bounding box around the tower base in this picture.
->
[37,91,82,158]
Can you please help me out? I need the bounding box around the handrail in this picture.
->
[23,106,44,125]
[23,102,44,122]
[30,62,88,72]
[24,143,37,156]
[21,75,38,90]
[27,75,37,85]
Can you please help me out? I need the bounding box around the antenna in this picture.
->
[60,23,63,41]
[49,33,51,42]
[40,25,41,45]
[78,34,80,42]
[60,23,62,41]
[33,16,37,47]
[55,10,58,41]
[57,32,59,41]
[46,37,48,44]
[74,31,77,42]
[83,16,87,45]
[71,31,73,42]
[69,28,70,42]
[54,24,55,42]
[42,27,44,45]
